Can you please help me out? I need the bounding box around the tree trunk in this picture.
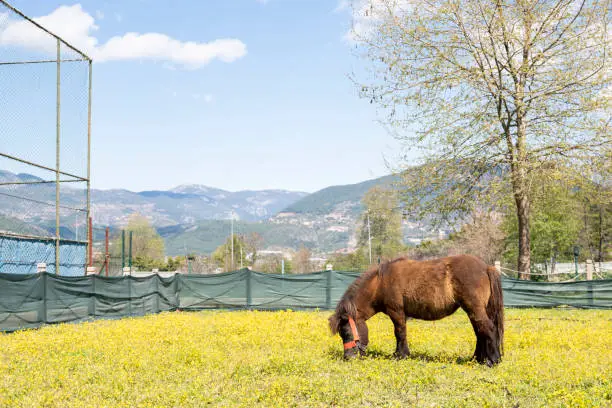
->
[515,191,531,280]
[597,205,603,263]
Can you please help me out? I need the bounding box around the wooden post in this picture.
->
[586,259,593,281]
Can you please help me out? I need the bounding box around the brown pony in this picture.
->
[329,254,504,366]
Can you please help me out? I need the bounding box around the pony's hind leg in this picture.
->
[466,306,500,366]
[386,309,410,359]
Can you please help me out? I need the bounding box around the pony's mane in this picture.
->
[329,257,409,334]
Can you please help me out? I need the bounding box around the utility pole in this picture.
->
[230,210,234,271]
[367,211,372,264]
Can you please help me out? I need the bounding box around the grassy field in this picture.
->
[1,309,610,407]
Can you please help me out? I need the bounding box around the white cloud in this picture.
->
[0,4,247,69]
[0,5,99,54]
[95,10,104,20]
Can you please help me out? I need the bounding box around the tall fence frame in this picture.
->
[0,0,92,275]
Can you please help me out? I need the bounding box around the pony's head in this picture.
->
[328,300,364,359]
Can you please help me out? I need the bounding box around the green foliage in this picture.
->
[111,214,165,262]
[327,250,368,271]
[502,166,609,265]
[254,255,293,274]
[131,255,184,272]
[407,238,457,260]
[1,309,610,407]
[576,157,612,262]
[212,235,250,272]
[275,258,292,274]
[164,256,183,272]
[357,186,405,261]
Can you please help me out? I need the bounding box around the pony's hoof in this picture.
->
[475,355,499,367]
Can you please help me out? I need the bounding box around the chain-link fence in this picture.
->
[0,1,91,276]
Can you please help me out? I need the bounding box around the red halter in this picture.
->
[343,317,361,350]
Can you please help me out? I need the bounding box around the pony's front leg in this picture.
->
[387,309,409,359]
[356,320,369,356]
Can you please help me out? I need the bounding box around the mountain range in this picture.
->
[0,170,440,255]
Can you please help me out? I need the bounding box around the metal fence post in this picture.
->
[88,217,93,271]
[127,274,132,317]
[246,269,252,309]
[91,274,96,317]
[121,230,125,270]
[175,274,181,311]
[55,38,61,275]
[86,61,92,275]
[326,268,333,309]
[42,271,48,325]
[155,274,160,313]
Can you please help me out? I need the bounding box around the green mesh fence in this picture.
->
[1,269,611,332]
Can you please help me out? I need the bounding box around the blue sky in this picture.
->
[1,0,403,193]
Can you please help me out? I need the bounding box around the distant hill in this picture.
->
[163,174,412,256]
[0,169,445,256]
[282,174,398,215]
[0,214,49,237]
[0,170,308,229]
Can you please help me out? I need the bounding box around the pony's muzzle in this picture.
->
[343,344,360,359]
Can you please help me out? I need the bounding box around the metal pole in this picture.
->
[129,231,133,273]
[231,211,234,271]
[86,61,92,272]
[121,230,125,270]
[88,217,93,268]
[55,38,61,275]
[367,211,372,265]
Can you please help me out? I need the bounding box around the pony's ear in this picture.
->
[328,314,341,335]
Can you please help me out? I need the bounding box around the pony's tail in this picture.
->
[486,266,504,356]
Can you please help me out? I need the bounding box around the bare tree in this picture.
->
[349,0,610,278]
[294,246,313,273]
[455,211,506,264]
